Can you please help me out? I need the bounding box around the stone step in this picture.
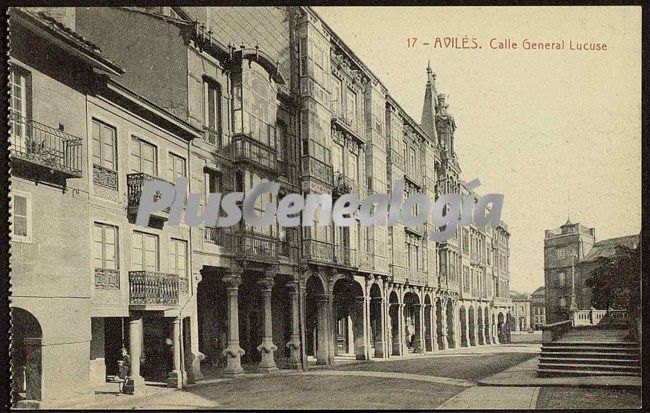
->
[540,350,639,357]
[544,341,637,347]
[537,368,640,377]
[538,362,640,372]
[542,344,640,353]
[539,357,639,365]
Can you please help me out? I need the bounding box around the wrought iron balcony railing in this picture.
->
[203,126,223,148]
[334,244,356,267]
[204,226,227,246]
[231,135,278,173]
[229,230,278,261]
[302,239,334,263]
[129,271,179,306]
[94,268,120,290]
[127,173,173,220]
[10,115,83,178]
[357,250,373,271]
[333,172,359,196]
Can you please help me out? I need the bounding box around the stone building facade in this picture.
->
[9,6,513,406]
[544,219,639,324]
[531,286,546,330]
[510,291,532,332]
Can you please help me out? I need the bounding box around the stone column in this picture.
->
[372,297,385,358]
[127,316,146,395]
[222,273,245,376]
[439,302,448,350]
[478,310,485,345]
[414,303,424,353]
[431,301,438,351]
[257,275,278,372]
[398,303,406,355]
[316,294,330,365]
[463,307,470,347]
[167,317,182,388]
[353,295,367,360]
[286,281,302,369]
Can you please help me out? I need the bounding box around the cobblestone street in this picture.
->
[50,344,641,410]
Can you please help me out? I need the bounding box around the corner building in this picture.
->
[8,6,513,405]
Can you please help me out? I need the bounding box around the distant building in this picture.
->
[531,287,546,329]
[510,291,532,332]
[544,219,639,323]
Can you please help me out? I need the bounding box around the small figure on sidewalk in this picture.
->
[117,347,131,394]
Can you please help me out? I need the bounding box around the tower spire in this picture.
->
[420,63,438,140]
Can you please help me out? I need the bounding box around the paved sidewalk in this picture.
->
[478,356,642,388]
[437,386,540,409]
[303,369,475,387]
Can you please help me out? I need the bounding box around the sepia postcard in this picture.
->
[4,4,643,410]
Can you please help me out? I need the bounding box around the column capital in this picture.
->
[223,274,242,289]
[257,276,275,291]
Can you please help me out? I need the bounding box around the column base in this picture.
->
[257,342,278,373]
[167,370,183,388]
[124,375,146,396]
[223,345,245,377]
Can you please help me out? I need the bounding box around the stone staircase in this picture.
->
[537,328,640,377]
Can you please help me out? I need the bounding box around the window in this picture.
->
[9,67,31,145]
[132,231,159,271]
[93,223,118,269]
[345,88,357,126]
[170,238,188,278]
[92,119,117,171]
[11,193,31,242]
[203,79,222,146]
[557,272,566,287]
[556,248,565,259]
[558,297,567,307]
[168,153,186,182]
[130,137,157,175]
[332,77,342,117]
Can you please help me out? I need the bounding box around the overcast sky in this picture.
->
[313,6,642,294]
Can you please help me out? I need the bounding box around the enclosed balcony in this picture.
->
[127,173,173,221]
[229,230,278,262]
[302,239,334,264]
[10,115,83,179]
[231,134,278,173]
[301,155,333,187]
[334,244,357,267]
[129,271,179,308]
[333,172,359,197]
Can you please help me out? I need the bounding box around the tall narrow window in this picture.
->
[93,223,118,269]
[9,67,31,150]
[11,193,31,243]
[132,231,159,271]
[130,137,157,176]
[203,79,222,146]
[92,120,117,171]
[346,88,357,127]
[170,238,188,278]
[168,153,186,182]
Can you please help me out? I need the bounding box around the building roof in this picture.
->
[531,286,545,296]
[12,8,125,75]
[582,234,639,263]
[510,291,530,300]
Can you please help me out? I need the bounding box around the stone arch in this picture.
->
[403,291,421,352]
[468,305,476,346]
[497,311,505,343]
[369,282,384,358]
[10,307,43,402]
[459,305,468,347]
[332,277,366,359]
[306,273,328,364]
[389,290,400,355]
[446,299,455,348]
[423,294,433,352]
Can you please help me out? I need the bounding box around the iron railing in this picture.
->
[231,135,278,172]
[203,126,223,147]
[302,239,334,263]
[126,173,172,216]
[10,115,83,177]
[129,271,179,306]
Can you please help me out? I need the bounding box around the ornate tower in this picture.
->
[420,61,438,141]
